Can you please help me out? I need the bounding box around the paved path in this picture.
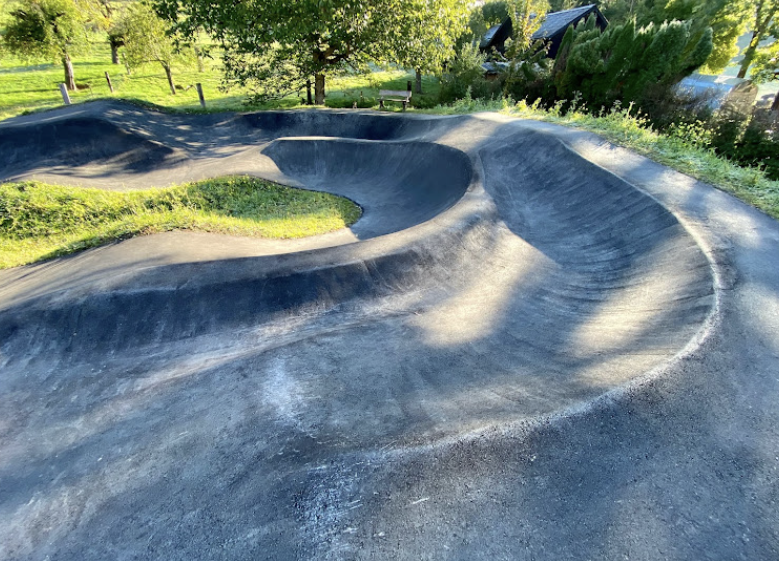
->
[0,102,777,560]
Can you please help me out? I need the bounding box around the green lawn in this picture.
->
[0,176,361,268]
[0,44,441,120]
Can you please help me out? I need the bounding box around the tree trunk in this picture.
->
[62,54,76,91]
[738,32,760,79]
[306,79,313,105]
[110,42,120,65]
[164,64,176,95]
[415,69,423,95]
[314,73,325,105]
[195,47,204,73]
[772,90,779,113]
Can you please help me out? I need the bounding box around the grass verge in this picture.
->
[430,96,779,221]
[0,176,361,268]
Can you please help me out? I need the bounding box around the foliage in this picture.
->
[637,0,751,75]
[730,0,779,79]
[750,35,779,111]
[120,1,193,93]
[547,0,579,11]
[705,108,779,181]
[552,17,713,110]
[154,0,464,105]
[460,0,510,50]
[584,0,750,75]
[438,42,501,104]
[392,0,469,76]
[1,0,90,88]
[504,0,549,52]
[0,176,361,268]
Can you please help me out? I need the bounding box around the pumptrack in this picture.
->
[1,101,778,560]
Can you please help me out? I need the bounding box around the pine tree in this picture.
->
[555,17,712,109]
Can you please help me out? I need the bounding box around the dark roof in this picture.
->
[481,24,502,49]
[480,19,513,52]
[532,4,600,40]
[479,4,607,59]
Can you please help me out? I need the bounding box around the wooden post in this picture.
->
[196,83,206,109]
[59,83,71,105]
[105,72,114,93]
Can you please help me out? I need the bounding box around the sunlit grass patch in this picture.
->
[0,176,361,268]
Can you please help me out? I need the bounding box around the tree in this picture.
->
[121,1,192,95]
[1,0,89,89]
[155,0,466,105]
[736,0,779,79]
[596,0,752,75]
[548,0,580,13]
[553,17,713,109]
[505,0,550,50]
[750,38,779,110]
[701,1,753,73]
[457,0,509,53]
[99,0,126,65]
[596,0,641,23]
[499,0,550,97]
[75,0,125,64]
[392,0,469,94]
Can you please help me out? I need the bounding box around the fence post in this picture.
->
[196,83,206,109]
[59,84,71,105]
[105,72,114,93]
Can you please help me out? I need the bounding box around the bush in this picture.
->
[439,43,502,104]
[552,17,713,112]
[712,110,779,181]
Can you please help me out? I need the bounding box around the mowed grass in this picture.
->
[0,43,441,120]
[0,176,362,268]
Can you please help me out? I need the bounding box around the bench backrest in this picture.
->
[379,89,412,99]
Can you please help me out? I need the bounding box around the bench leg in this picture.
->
[379,99,385,110]
[402,100,407,111]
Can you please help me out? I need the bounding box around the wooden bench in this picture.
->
[379,89,412,111]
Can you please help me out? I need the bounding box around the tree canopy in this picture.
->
[392,0,469,94]
[732,0,779,79]
[120,1,193,95]
[552,16,713,109]
[155,0,468,105]
[574,0,759,76]
[1,0,90,89]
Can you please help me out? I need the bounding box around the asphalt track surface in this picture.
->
[0,101,777,560]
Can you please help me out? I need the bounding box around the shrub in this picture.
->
[439,43,502,104]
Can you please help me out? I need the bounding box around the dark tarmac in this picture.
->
[0,101,777,560]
